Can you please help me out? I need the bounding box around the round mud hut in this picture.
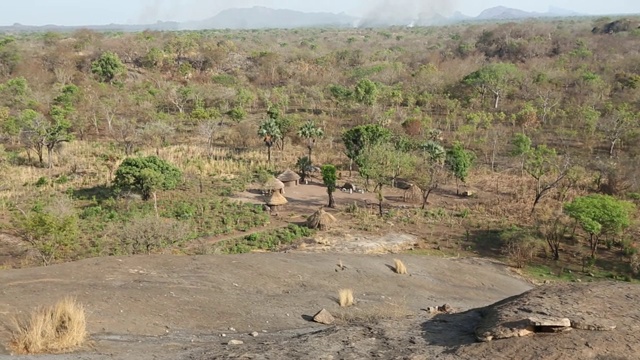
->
[403,184,423,204]
[306,207,337,231]
[263,177,285,194]
[277,169,301,187]
[266,191,288,213]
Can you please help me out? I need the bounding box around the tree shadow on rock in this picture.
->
[463,229,504,258]
[421,310,482,353]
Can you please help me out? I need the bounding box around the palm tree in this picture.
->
[258,118,282,162]
[297,120,324,164]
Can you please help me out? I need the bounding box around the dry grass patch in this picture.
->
[393,259,408,274]
[338,289,354,307]
[9,297,88,355]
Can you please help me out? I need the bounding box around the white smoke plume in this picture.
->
[358,0,459,26]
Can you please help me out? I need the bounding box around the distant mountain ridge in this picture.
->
[0,5,589,32]
[187,6,356,29]
[476,6,582,20]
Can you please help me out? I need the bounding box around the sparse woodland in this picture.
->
[0,17,639,281]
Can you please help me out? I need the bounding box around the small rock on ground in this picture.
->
[313,309,335,325]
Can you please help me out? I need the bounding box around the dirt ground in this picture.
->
[0,253,531,359]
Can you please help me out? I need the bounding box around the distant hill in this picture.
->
[186,6,356,30]
[476,6,582,21]
[0,5,590,33]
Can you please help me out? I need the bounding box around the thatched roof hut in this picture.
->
[267,191,288,207]
[403,184,423,204]
[306,207,337,231]
[277,169,301,187]
[263,177,285,194]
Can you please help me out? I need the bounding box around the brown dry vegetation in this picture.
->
[393,259,408,274]
[338,288,354,307]
[0,16,638,282]
[9,297,87,355]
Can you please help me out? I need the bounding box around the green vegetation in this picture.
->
[564,195,635,258]
[321,164,337,208]
[215,225,313,254]
[0,18,639,282]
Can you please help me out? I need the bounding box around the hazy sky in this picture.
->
[1,0,638,26]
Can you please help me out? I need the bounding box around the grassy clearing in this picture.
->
[9,297,87,355]
[524,263,639,283]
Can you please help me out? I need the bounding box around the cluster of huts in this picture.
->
[261,169,335,230]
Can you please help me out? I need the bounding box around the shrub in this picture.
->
[34,177,48,187]
[338,289,354,307]
[106,216,191,255]
[9,297,87,354]
[393,259,408,274]
[169,201,197,220]
[500,227,541,268]
[16,209,79,265]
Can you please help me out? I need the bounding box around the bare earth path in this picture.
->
[0,253,531,359]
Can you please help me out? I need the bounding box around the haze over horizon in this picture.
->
[1,0,638,26]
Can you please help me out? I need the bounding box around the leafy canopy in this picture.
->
[342,124,392,163]
[257,118,282,146]
[463,62,520,90]
[91,51,125,83]
[446,142,475,184]
[321,164,337,193]
[114,156,182,200]
[564,194,635,238]
[298,120,324,141]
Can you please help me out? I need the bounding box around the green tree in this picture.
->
[321,164,337,208]
[564,194,635,258]
[358,142,415,216]
[342,124,392,176]
[19,109,72,168]
[524,145,571,214]
[463,63,520,109]
[597,104,637,158]
[296,156,311,183]
[16,207,79,266]
[114,156,183,216]
[297,120,324,164]
[91,51,125,83]
[274,116,295,152]
[445,142,474,195]
[0,36,20,75]
[511,133,532,176]
[414,141,447,209]
[257,118,282,162]
[354,78,379,105]
[0,76,33,109]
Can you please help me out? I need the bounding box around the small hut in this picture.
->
[263,177,285,194]
[277,169,301,187]
[403,184,423,204]
[306,207,337,231]
[266,191,288,212]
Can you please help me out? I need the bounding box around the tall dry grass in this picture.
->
[393,259,408,274]
[338,289,354,307]
[9,297,88,355]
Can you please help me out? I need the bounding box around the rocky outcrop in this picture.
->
[474,282,622,342]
